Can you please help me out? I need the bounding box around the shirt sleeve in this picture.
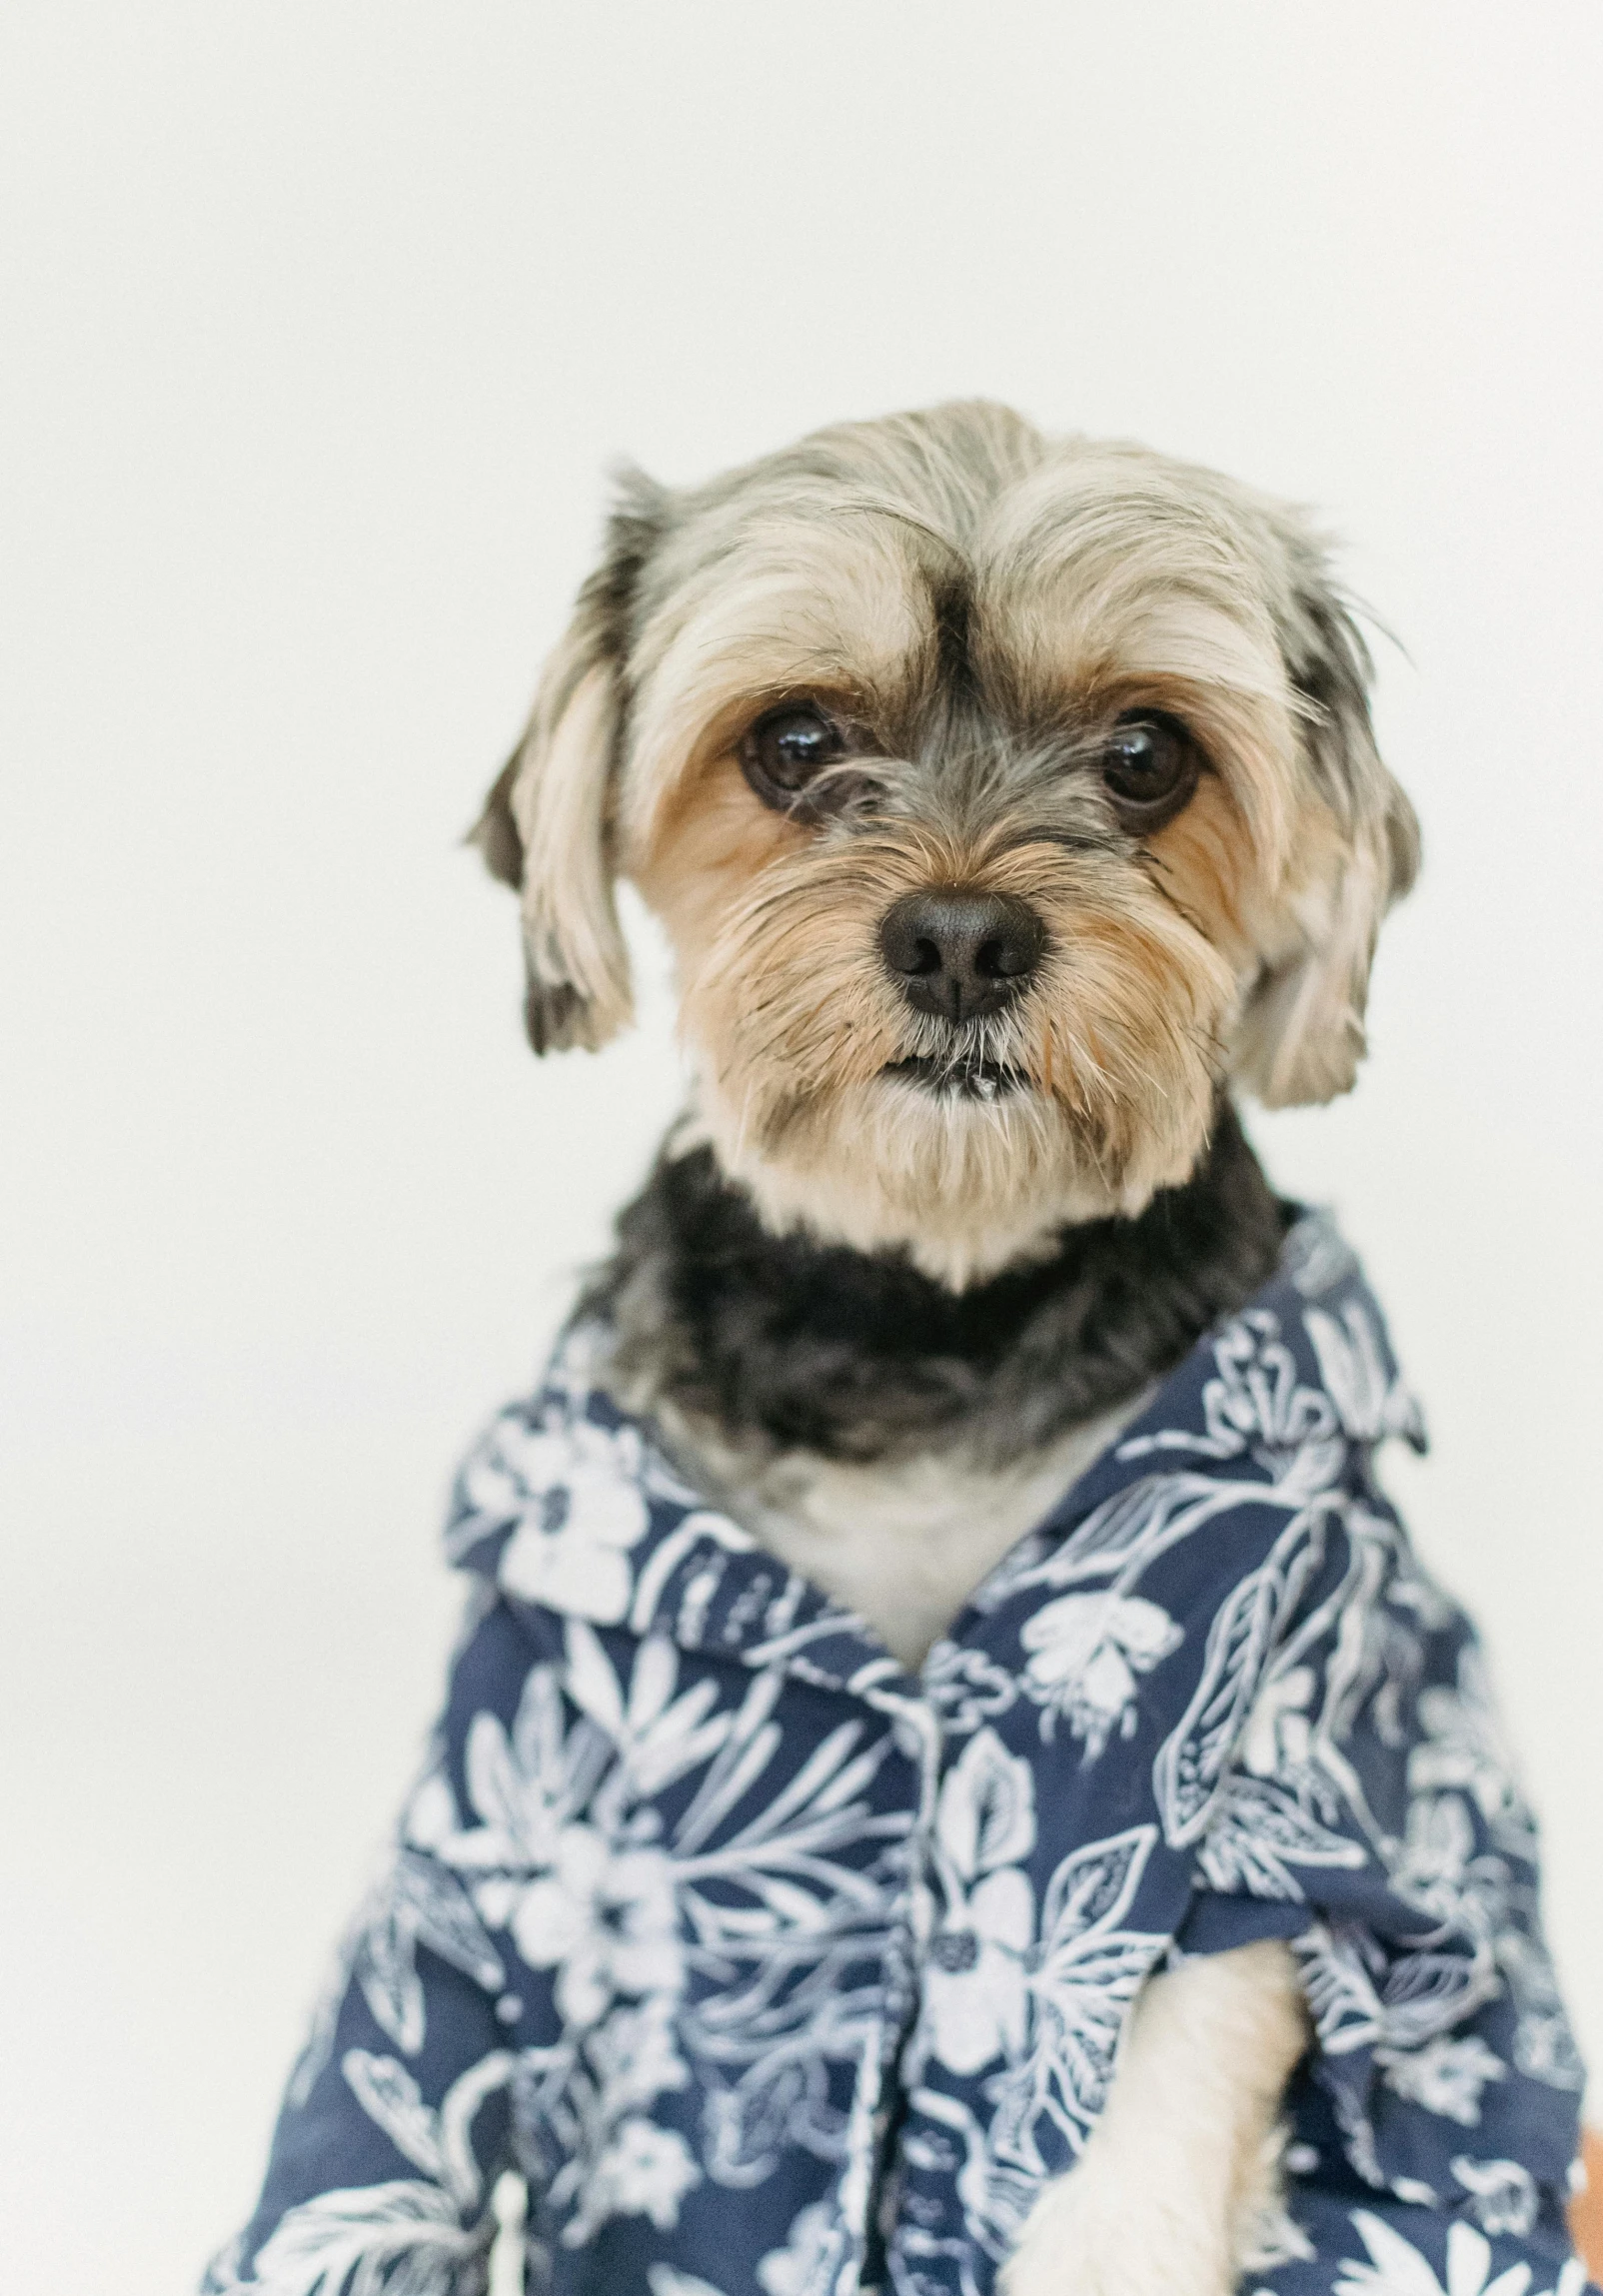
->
[1173,1485,1590,2291]
[200,1592,551,2295]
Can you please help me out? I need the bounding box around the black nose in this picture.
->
[878,888,1046,1023]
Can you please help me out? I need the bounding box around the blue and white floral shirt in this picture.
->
[204,1213,1592,2296]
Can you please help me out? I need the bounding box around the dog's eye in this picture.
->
[1099,710,1202,830]
[741,703,851,813]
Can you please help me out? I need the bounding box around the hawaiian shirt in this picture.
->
[203,1211,1593,2296]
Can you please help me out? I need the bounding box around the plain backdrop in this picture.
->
[4,6,1602,2289]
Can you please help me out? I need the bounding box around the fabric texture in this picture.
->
[203,1212,1591,2296]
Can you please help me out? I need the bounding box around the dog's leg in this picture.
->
[1000,1938,1307,2296]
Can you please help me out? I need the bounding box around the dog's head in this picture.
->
[475,402,1418,1284]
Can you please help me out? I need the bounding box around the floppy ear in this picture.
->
[469,476,666,1053]
[1233,554,1421,1108]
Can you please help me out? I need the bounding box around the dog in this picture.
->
[478,398,1413,2294]
[206,404,1589,2296]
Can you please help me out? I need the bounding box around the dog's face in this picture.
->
[477,403,1418,1284]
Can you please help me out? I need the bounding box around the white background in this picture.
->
[4,6,1602,2289]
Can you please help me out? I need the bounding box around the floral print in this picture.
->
[920,1731,1036,2074]
[203,1213,1591,2296]
[1331,2209,1586,2296]
[1018,1591,1182,1755]
[510,1827,683,2028]
[454,1413,652,1624]
[1379,2036,1508,2128]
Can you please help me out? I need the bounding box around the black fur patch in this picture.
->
[927,571,978,705]
[583,1103,1290,1468]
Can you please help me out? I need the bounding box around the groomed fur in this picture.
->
[479,401,1417,1283]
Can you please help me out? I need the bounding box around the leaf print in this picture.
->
[356,1853,507,2057]
[1333,2207,1580,2296]
[672,1667,787,1854]
[563,1616,629,1735]
[210,1227,1591,2296]
[1380,1950,1501,2053]
[208,2181,491,2296]
[1305,1301,1425,1451]
[1015,1469,1230,1599]
[1411,1649,1539,1863]
[1296,1922,1501,2062]
[450,1680,585,1876]
[342,2050,514,2213]
[628,1632,680,1731]
[1035,1473,1193,1577]
[1154,1513,1325,1845]
[343,2052,451,2187]
[1037,1823,1154,1949]
[1195,1773,1368,1900]
[1296,1922,1388,2055]
[987,1826,1166,2169]
[936,1728,1036,1880]
[571,1625,732,1797]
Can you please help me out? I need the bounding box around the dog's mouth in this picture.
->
[883,1054,1028,1102]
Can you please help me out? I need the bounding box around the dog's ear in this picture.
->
[469,473,667,1054]
[1233,551,1421,1107]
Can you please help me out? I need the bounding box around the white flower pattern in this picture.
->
[203,1229,1588,2296]
[511,1825,684,2028]
[1334,2208,1586,2296]
[477,1417,652,1623]
[1379,2035,1507,2128]
[1018,1591,1182,1755]
[920,1730,1036,2074]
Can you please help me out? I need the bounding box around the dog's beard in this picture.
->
[676,844,1239,1288]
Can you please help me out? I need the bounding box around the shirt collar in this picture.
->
[443,1209,1421,1698]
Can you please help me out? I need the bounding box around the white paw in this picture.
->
[999,2156,1234,2296]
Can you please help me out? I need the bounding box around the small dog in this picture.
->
[209,404,1589,2296]
[475,399,1411,2291]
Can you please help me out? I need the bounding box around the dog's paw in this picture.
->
[999,2156,1234,2296]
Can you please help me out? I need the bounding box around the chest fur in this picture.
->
[656,1400,1141,1669]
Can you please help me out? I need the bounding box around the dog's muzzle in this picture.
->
[877,886,1042,1101]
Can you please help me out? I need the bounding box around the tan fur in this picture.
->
[643,782,1244,1282]
[494,409,1416,1231]
[620,521,932,862]
[529,414,1409,1271]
